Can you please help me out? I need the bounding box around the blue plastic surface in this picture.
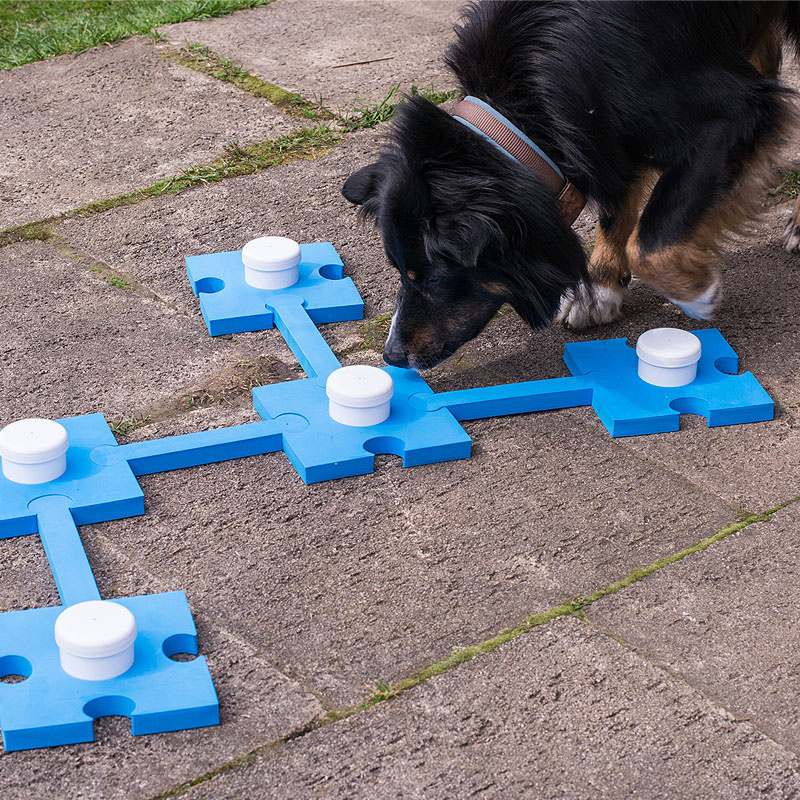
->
[186,242,364,336]
[412,328,774,437]
[0,589,218,751]
[0,415,219,751]
[253,368,472,483]
[0,413,143,539]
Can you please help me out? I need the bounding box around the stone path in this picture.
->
[1,2,799,798]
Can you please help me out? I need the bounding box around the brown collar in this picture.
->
[452,97,585,226]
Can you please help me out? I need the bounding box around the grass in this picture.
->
[770,170,800,202]
[108,414,151,436]
[361,312,393,352]
[166,43,330,119]
[0,0,274,70]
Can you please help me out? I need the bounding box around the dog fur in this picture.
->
[343,0,800,369]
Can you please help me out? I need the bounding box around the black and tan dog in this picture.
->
[343,0,800,370]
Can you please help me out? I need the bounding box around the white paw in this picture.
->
[556,284,624,329]
[784,218,800,253]
[668,278,721,320]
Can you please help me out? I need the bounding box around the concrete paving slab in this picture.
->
[0,526,325,798]
[161,0,462,109]
[83,397,735,708]
[587,500,800,757]
[0,37,299,230]
[59,128,395,313]
[0,239,295,424]
[181,616,800,800]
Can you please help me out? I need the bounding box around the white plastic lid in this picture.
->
[241,236,301,272]
[0,418,69,464]
[326,365,394,408]
[636,328,702,368]
[55,600,137,658]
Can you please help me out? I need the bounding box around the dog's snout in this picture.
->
[383,336,409,368]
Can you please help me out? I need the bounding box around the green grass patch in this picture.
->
[0,219,57,247]
[166,43,330,119]
[62,124,341,218]
[770,170,800,202]
[109,414,151,436]
[410,83,460,105]
[0,0,275,70]
[89,264,135,290]
[361,312,392,352]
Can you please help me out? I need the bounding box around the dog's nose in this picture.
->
[383,338,409,368]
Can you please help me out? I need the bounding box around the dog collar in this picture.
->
[452,96,585,226]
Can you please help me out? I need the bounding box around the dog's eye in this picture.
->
[425,276,441,285]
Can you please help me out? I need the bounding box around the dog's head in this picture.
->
[343,96,588,370]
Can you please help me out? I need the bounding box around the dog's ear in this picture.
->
[497,199,589,329]
[342,162,383,207]
[423,209,501,269]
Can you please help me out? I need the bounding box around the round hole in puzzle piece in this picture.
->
[273,413,310,433]
[195,276,225,295]
[162,632,199,662]
[0,655,32,684]
[82,695,136,719]
[318,263,342,281]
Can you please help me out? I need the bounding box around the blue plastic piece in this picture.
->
[412,328,773,437]
[29,497,101,607]
[0,416,220,751]
[0,242,776,753]
[186,242,364,336]
[253,368,473,483]
[0,413,144,539]
[0,589,218,751]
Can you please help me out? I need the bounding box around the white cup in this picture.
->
[241,236,301,290]
[326,366,394,427]
[0,418,69,484]
[636,328,702,387]
[55,600,137,681]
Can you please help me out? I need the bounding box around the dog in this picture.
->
[342,0,800,370]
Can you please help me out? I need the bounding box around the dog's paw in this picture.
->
[784,217,800,253]
[556,284,624,329]
[668,278,721,320]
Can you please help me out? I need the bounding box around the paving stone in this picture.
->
[587,500,800,757]
[58,129,398,358]
[0,239,295,423]
[0,37,298,230]
[180,616,800,800]
[0,528,325,798]
[161,0,462,109]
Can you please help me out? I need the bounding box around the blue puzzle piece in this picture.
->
[253,367,472,483]
[0,413,144,539]
[562,328,773,436]
[0,591,218,751]
[186,242,364,336]
[414,328,773,437]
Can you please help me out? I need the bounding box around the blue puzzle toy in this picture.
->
[0,239,775,751]
[186,242,363,336]
[0,416,219,752]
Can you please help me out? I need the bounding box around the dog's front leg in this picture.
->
[557,175,648,329]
